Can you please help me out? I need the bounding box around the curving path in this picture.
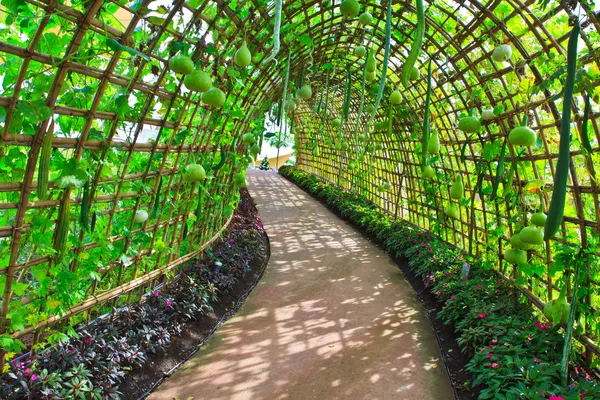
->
[150,169,454,400]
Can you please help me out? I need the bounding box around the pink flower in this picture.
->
[549,396,565,400]
[153,291,160,297]
[85,337,93,346]
[433,257,437,261]
[450,295,455,300]
[229,238,235,244]
[478,313,486,319]
[486,353,493,359]
[492,339,498,343]
[30,375,38,381]
[534,357,541,363]
[435,291,441,295]
[491,363,499,368]
[166,299,172,308]
[24,368,31,375]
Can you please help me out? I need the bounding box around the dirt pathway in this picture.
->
[150,169,454,400]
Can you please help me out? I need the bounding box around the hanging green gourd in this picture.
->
[263,0,282,65]
[458,115,481,133]
[545,22,579,241]
[184,69,212,92]
[401,0,425,88]
[201,87,226,107]
[366,49,376,73]
[508,116,536,147]
[420,60,433,166]
[234,40,252,67]
[340,0,360,17]
[354,45,366,58]
[450,175,463,200]
[428,130,440,154]
[367,0,392,128]
[359,11,373,25]
[390,89,402,105]
[169,53,194,74]
[298,84,312,99]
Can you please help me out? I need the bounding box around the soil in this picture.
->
[119,231,271,400]
[280,172,477,400]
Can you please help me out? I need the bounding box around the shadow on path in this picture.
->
[150,169,454,400]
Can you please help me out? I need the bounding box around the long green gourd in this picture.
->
[421,60,432,167]
[262,0,282,65]
[580,94,592,153]
[342,65,352,121]
[490,140,507,201]
[368,0,392,129]
[401,0,425,88]
[276,51,291,169]
[544,21,579,241]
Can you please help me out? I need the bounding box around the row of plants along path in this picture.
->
[279,165,598,400]
[0,188,269,400]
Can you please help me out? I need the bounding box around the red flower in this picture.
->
[450,295,455,300]
[486,353,493,359]
[478,313,486,319]
[435,291,441,295]
[491,363,499,368]
[549,396,565,400]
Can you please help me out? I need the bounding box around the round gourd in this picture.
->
[423,165,435,179]
[509,126,536,147]
[366,71,376,82]
[358,134,366,142]
[348,162,356,170]
[428,131,440,154]
[382,182,392,191]
[358,11,373,25]
[242,133,254,144]
[341,141,349,150]
[234,41,252,67]
[458,116,481,133]
[183,163,206,182]
[366,143,375,153]
[520,226,544,245]
[481,109,496,121]
[365,104,374,113]
[201,87,226,107]
[491,44,512,62]
[503,248,527,265]
[375,143,383,151]
[169,54,194,74]
[409,66,420,81]
[354,45,366,58]
[340,0,360,17]
[332,118,342,127]
[134,210,148,223]
[250,143,260,155]
[543,296,570,325]
[445,203,459,218]
[285,99,296,111]
[450,176,463,200]
[298,84,312,99]
[358,153,366,162]
[334,143,342,150]
[293,96,301,106]
[184,70,212,92]
[531,212,547,227]
[390,89,402,105]
[510,233,532,250]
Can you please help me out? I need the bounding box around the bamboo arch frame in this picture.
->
[0,0,598,369]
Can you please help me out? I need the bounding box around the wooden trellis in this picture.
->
[0,0,599,370]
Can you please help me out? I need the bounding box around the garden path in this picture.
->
[150,169,454,400]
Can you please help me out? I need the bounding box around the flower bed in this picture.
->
[0,188,268,399]
[280,165,598,400]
